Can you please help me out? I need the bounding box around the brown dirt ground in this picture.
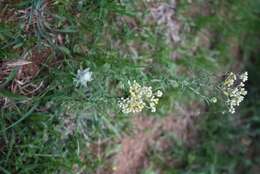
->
[111,103,202,174]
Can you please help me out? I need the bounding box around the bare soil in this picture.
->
[112,103,202,174]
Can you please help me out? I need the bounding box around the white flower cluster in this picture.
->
[73,68,93,87]
[119,81,163,114]
[222,72,248,114]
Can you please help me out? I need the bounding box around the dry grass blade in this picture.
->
[6,60,32,67]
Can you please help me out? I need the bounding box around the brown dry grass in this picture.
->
[0,48,51,99]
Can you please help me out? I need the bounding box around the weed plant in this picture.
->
[0,0,259,173]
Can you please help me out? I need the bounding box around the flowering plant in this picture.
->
[119,81,163,114]
[222,72,248,113]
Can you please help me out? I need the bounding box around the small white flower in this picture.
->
[240,72,248,82]
[151,107,156,112]
[239,82,245,87]
[74,68,93,87]
[210,97,217,103]
[141,86,153,98]
[156,90,163,97]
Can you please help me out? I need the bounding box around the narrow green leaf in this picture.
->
[0,102,38,133]
[58,46,71,56]
[0,69,17,89]
[0,89,28,101]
